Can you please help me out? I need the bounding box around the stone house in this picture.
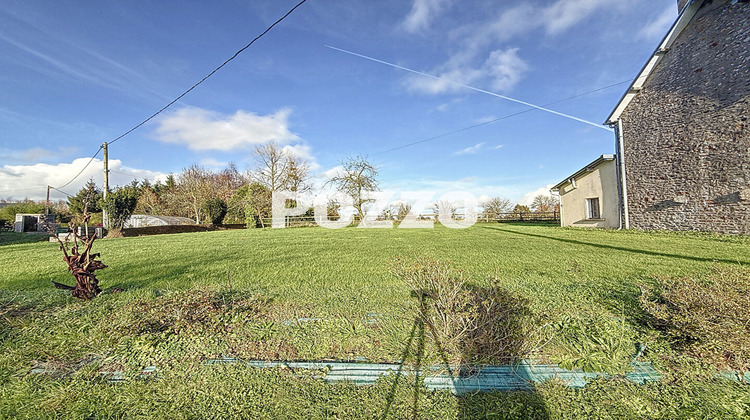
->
[556,0,749,233]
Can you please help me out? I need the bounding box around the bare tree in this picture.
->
[248,143,290,192]
[213,163,246,201]
[326,198,341,221]
[378,206,395,221]
[530,194,560,213]
[328,155,379,220]
[135,187,162,215]
[248,143,312,197]
[177,165,213,223]
[286,156,311,193]
[483,196,513,219]
[433,200,457,220]
[396,202,412,221]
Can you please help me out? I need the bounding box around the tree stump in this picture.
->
[48,214,107,300]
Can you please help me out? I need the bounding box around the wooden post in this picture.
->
[102,142,109,229]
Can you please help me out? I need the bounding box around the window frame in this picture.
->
[586,197,601,220]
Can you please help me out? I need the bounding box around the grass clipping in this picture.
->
[392,257,538,365]
[639,266,750,373]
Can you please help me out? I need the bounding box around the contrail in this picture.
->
[325,45,612,132]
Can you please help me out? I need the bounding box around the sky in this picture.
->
[0,0,679,205]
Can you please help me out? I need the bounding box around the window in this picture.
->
[586,198,600,219]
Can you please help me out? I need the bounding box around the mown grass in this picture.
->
[0,231,50,246]
[0,224,748,418]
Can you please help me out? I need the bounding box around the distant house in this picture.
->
[555,0,749,233]
[552,155,619,229]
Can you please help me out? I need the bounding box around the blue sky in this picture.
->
[0,0,678,204]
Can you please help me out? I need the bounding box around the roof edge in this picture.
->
[604,0,704,125]
[551,154,616,191]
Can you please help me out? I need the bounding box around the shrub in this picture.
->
[227,183,271,225]
[100,186,138,229]
[68,179,102,214]
[639,266,750,373]
[70,212,103,228]
[0,201,47,227]
[392,257,537,365]
[201,198,227,225]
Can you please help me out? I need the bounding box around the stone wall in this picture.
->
[620,0,750,234]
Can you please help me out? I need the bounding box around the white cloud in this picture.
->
[638,5,676,40]
[200,158,228,168]
[518,184,556,206]
[404,0,620,97]
[321,165,345,180]
[401,0,452,33]
[406,47,528,95]
[154,107,299,151]
[473,115,499,124]
[470,4,537,47]
[0,157,166,201]
[452,142,505,156]
[281,144,321,171]
[542,0,618,35]
[0,146,77,165]
[484,48,529,92]
[454,142,485,155]
[456,0,618,56]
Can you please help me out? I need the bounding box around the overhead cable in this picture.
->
[47,0,308,192]
[108,0,308,146]
[53,146,103,189]
[373,80,631,156]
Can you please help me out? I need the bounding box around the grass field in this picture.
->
[0,224,748,418]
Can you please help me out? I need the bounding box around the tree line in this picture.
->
[1,143,559,229]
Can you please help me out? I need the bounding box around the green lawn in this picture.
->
[0,225,748,418]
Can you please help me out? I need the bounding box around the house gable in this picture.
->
[610,0,750,234]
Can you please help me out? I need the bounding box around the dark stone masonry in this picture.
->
[619,0,749,234]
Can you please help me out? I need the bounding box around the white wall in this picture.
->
[558,160,619,229]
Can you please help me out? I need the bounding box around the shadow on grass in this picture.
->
[484,225,749,265]
[381,278,550,419]
[0,232,50,246]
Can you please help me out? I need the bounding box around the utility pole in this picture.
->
[45,185,50,215]
[102,142,109,228]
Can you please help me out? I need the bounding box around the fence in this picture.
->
[478,211,559,223]
[260,211,560,228]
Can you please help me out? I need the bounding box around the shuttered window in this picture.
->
[587,198,600,219]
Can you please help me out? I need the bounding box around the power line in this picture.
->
[109,169,136,177]
[46,0,308,194]
[53,146,103,189]
[50,186,73,197]
[373,80,632,156]
[108,0,308,146]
